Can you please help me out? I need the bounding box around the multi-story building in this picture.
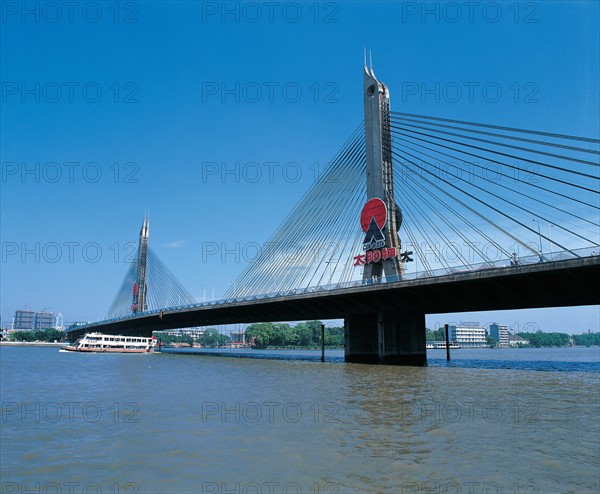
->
[155,328,205,339]
[448,323,488,347]
[508,334,528,347]
[13,309,35,330]
[230,331,246,347]
[12,309,63,331]
[33,311,56,330]
[489,323,509,347]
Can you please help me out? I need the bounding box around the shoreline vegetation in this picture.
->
[0,341,63,346]
[2,341,599,350]
[1,323,598,349]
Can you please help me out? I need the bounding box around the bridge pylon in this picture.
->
[131,216,149,314]
[345,62,426,365]
[362,62,403,281]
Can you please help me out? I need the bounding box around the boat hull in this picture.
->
[60,346,154,353]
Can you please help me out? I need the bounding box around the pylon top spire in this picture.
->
[139,215,149,240]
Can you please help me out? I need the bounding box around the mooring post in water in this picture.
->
[445,323,451,361]
[321,323,325,362]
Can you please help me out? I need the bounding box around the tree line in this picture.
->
[245,321,344,348]
[5,325,597,349]
[572,332,600,347]
[519,331,599,348]
[6,329,65,342]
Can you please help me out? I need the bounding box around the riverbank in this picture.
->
[0,341,63,347]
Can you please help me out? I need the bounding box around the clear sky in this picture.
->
[1,1,598,332]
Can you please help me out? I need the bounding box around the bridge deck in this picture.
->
[68,257,600,339]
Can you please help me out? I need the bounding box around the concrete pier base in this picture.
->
[345,312,426,366]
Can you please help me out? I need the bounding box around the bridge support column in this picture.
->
[345,312,426,365]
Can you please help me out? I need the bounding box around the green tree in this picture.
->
[433,328,446,341]
[9,331,36,342]
[296,324,313,346]
[270,323,293,346]
[244,321,344,348]
[573,332,600,347]
[198,328,231,347]
[245,323,274,348]
[519,331,571,347]
[40,328,64,342]
[306,320,323,344]
[324,326,344,347]
[153,333,195,347]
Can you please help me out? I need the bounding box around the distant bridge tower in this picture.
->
[131,217,149,314]
[345,61,426,366]
[362,61,403,281]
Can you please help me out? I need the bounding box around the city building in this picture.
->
[155,328,205,339]
[13,309,35,330]
[489,323,509,347]
[508,334,528,347]
[230,331,246,347]
[448,322,488,347]
[33,310,56,330]
[12,308,63,331]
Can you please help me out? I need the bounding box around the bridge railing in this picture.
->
[69,247,598,331]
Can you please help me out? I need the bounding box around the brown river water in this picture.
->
[1,346,598,494]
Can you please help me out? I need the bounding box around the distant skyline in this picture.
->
[1,1,598,332]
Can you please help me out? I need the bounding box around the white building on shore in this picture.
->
[448,323,488,348]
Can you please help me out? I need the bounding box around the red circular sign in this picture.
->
[360,198,387,232]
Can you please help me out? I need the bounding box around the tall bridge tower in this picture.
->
[131,217,149,314]
[362,63,403,281]
[345,62,426,365]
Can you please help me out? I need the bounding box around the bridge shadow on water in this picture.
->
[159,348,599,372]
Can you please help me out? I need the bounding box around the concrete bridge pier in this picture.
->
[345,312,427,365]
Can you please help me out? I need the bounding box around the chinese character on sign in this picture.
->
[354,247,398,266]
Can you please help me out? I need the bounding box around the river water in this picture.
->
[1,346,598,494]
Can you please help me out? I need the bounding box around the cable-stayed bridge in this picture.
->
[67,65,600,365]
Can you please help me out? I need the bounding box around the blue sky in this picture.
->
[1,1,599,332]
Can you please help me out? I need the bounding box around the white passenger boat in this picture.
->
[426,342,461,349]
[61,332,158,353]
